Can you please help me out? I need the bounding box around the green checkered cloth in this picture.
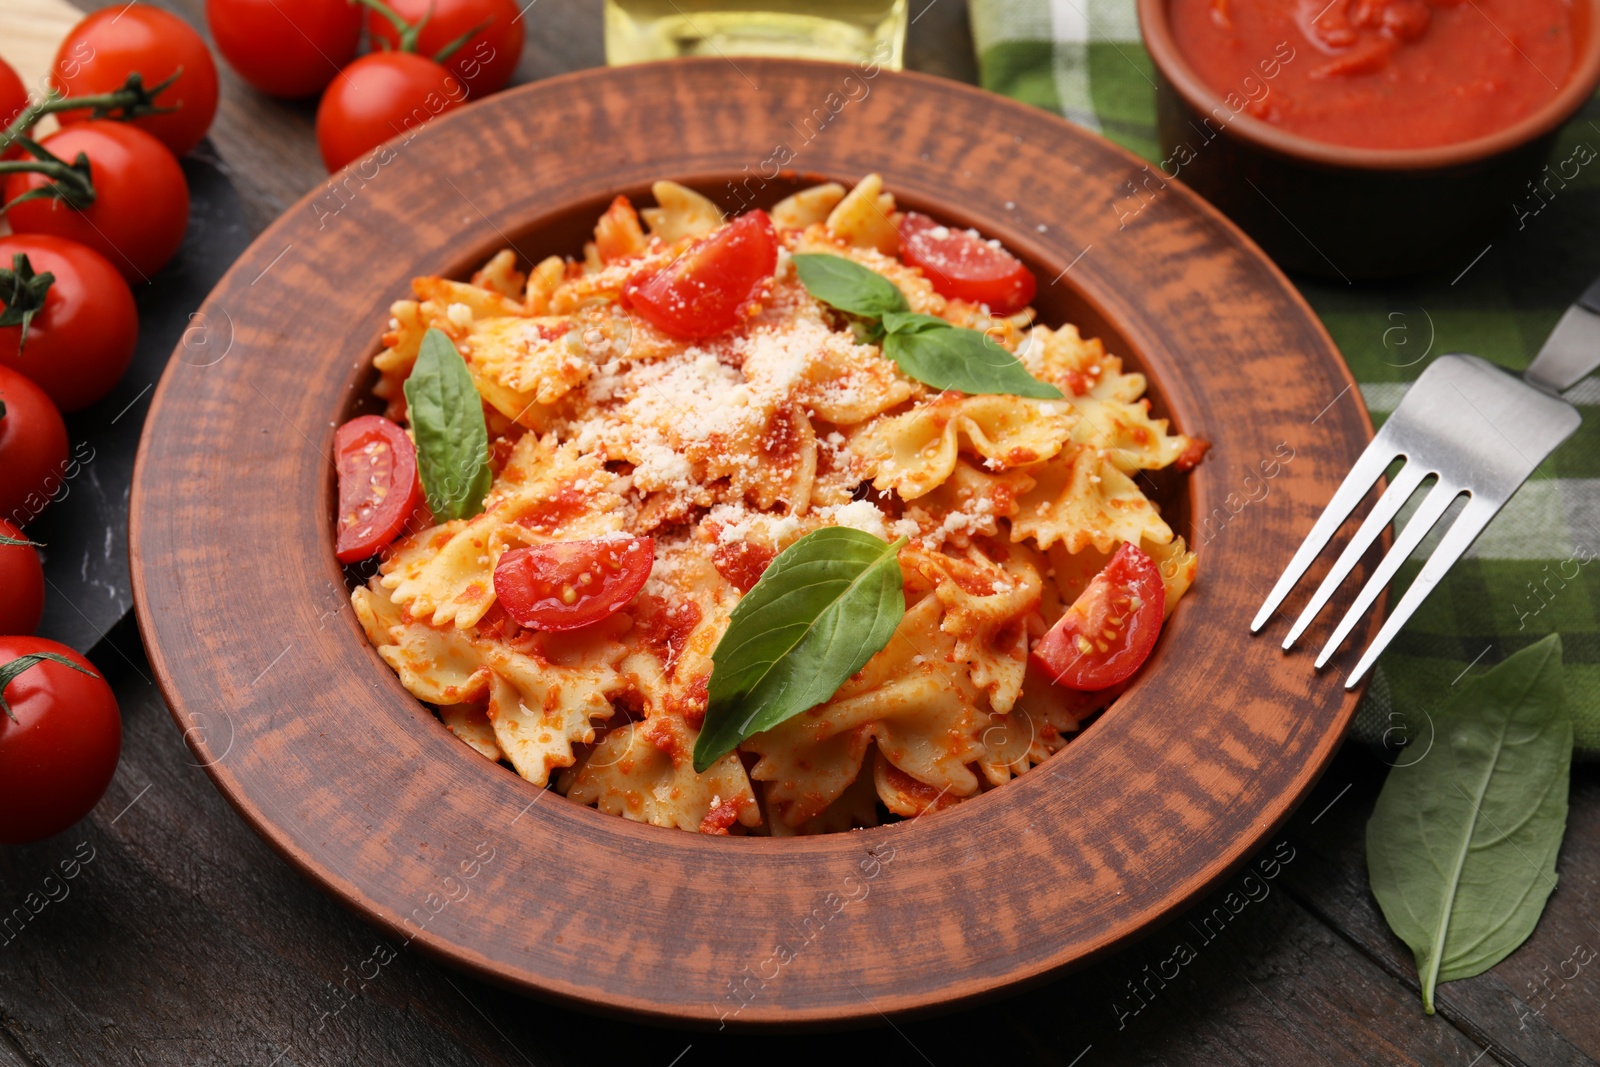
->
[971,0,1600,755]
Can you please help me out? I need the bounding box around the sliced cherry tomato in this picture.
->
[208,0,362,99]
[1031,542,1166,691]
[0,519,44,636]
[0,236,138,412]
[334,415,423,563]
[0,365,69,525]
[3,122,190,284]
[51,5,219,157]
[366,0,525,98]
[622,210,777,340]
[0,57,26,161]
[898,211,1037,315]
[315,52,466,173]
[494,537,654,631]
[0,637,121,844]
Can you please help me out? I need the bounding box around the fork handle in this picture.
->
[1526,278,1600,394]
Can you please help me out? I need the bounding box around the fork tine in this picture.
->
[1281,461,1430,650]
[1343,495,1498,688]
[1251,433,1399,632]
[1313,479,1465,669]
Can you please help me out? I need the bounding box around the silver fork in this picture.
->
[1252,279,1600,689]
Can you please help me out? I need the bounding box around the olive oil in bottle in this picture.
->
[604,0,907,68]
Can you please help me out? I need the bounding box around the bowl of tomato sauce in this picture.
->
[1138,0,1600,278]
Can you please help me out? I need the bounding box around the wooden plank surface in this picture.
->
[0,0,1596,1062]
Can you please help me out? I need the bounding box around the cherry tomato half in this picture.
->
[494,537,654,631]
[315,52,466,173]
[899,212,1037,315]
[0,365,69,526]
[0,519,44,636]
[622,210,777,340]
[208,0,362,99]
[3,122,190,285]
[1031,542,1166,691]
[366,0,525,98]
[0,637,121,844]
[0,236,138,412]
[0,57,26,161]
[51,4,219,157]
[335,415,424,563]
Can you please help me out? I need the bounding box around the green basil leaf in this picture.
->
[882,324,1063,399]
[693,528,907,772]
[1366,634,1571,1014]
[404,328,492,522]
[880,310,949,335]
[791,253,909,319]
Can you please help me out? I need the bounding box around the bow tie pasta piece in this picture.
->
[482,624,629,790]
[849,393,1077,500]
[1011,444,1175,555]
[438,703,502,761]
[641,180,722,242]
[560,720,760,833]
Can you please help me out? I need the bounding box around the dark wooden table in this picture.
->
[3,3,1598,1064]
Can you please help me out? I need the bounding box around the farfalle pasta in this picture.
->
[342,176,1204,835]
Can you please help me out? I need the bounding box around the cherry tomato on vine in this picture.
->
[494,538,654,631]
[365,0,525,97]
[0,365,69,524]
[50,4,219,157]
[0,236,138,413]
[0,637,121,845]
[1031,542,1166,691]
[315,52,466,173]
[0,57,26,161]
[334,415,424,563]
[622,210,777,340]
[0,519,44,636]
[3,122,190,284]
[207,0,362,99]
[898,212,1037,315]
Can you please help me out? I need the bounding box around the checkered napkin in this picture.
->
[970,0,1600,755]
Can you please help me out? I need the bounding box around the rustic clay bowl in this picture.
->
[1138,0,1600,279]
[130,59,1378,1027]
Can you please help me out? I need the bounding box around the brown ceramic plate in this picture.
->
[130,59,1378,1027]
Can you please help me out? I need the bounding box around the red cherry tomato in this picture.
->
[0,365,69,526]
[0,57,26,161]
[1031,542,1166,691]
[334,415,424,563]
[0,236,138,412]
[3,122,190,285]
[0,519,44,636]
[315,52,467,173]
[899,212,1037,315]
[50,4,219,157]
[0,637,121,844]
[207,0,362,99]
[366,0,525,97]
[622,211,777,340]
[494,537,654,631]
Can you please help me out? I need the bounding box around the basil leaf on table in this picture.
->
[882,322,1064,399]
[403,327,492,522]
[1366,633,1571,1014]
[692,528,908,773]
[791,253,908,319]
